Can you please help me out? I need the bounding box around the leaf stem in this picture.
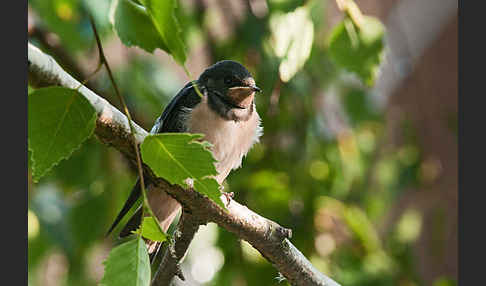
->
[335,0,364,30]
[183,65,204,98]
[87,14,165,236]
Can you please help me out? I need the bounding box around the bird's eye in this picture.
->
[224,76,233,85]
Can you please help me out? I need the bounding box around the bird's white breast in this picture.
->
[186,96,262,184]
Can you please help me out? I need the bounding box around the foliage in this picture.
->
[134,217,168,242]
[328,15,385,86]
[269,6,314,82]
[28,87,96,182]
[109,0,168,54]
[100,237,151,286]
[139,0,187,64]
[141,134,224,209]
[26,0,452,285]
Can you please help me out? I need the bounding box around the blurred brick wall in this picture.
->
[387,15,458,284]
[327,1,458,284]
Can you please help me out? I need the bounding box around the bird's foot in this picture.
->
[218,185,234,207]
[222,192,234,207]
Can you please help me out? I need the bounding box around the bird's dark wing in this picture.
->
[151,81,201,133]
[106,82,201,237]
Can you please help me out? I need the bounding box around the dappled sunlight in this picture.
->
[395,209,423,243]
[28,0,457,284]
[269,7,314,82]
[28,209,40,239]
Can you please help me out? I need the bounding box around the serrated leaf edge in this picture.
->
[28,88,97,182]
[141,133,226,209]
[100,238,150,286]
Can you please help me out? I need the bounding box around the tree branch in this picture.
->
[28,42,341,286]
[152,211,201,285]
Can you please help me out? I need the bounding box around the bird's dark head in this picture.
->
[198,60,261,121]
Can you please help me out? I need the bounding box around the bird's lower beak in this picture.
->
[251,85,262,93]
[227,85,260,108]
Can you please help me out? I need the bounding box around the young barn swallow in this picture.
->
[107,60,263,244]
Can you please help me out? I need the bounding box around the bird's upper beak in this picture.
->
[227,77,260,108]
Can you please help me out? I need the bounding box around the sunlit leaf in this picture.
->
[395,208,422,243]
[140,133,225,209]
[109,0,169,53]
[133,216,168,242]
[269,6,314,82]
[28,87,96,182]
[140,0,187,64]
[343,206,381,253]
[28,209,40,239]
[100,237,151,286]
[328,15,385,86]
[84,0,112,31]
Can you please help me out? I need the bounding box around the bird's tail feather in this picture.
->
[106,178,142,236]
[119,206,143,237]
[107,178,181,245]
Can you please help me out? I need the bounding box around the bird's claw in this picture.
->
[222,192,234,207]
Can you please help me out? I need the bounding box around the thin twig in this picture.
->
[87,14,164,236]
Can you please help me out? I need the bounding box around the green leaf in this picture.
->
[139,0,187,64]
[133,216,168,242]
[28,87,96,182]
[328,15,385,86]
[194,177,225,210]
[100,237,151,286]
[109,0,169,53]
[140,133,225,209]
[269,6,314,82]
[343,206,381,253]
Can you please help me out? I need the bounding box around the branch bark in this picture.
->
[28,42,341,286]
[152,211,201,286]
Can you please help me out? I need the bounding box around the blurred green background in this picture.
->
[27,0,458,285]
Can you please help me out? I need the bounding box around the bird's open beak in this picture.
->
[227,78,260,108]
[251,85,262,93]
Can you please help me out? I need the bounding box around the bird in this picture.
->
[106,60,263,251]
